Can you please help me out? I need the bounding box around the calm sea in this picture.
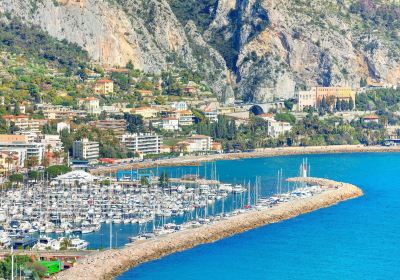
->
[115,153,400,280]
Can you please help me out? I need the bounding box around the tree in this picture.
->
[9,173,23,186]
[284,99,294,111]
[336,98,341,111]
[275,112,296,125]
[158,171,169,189]
[25,156,39,169]
[126,60,134,70]
[349,97,355,111]
[13,103,20,115]
[140,176,149,186]
[28,170,40,181]
[341,99,348,111]
[45,165,71,178]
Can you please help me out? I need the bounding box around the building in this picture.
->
[363,115,380,124]
[2,115,41,133]
[162,118,179,131]
[0,151,20,174]
[94,79,114,95]
[178,110,195,126]
[186,135,213,153]
[183,81,199,95]
[72,138,99,164]
[171,101,188,112]
[41,135,63,152]
[266,119,292,138]
[57,122,70,133]
[89,119,127,136]
[315,87,356,107]
[296,91,317,111]
[38,104,74,120]
[130,107,159,119]
[78,97,101,115]
[295,87,356,111]
[0,135,45,166]
[120,133,162,155]
[137,90,153,97]
[204,110,219,123]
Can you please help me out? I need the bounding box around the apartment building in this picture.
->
[0,135,45,166]
[186,135,213,153]
[72,138,100,163]
[89,119,127,136]
[120,133,162,155]
[2,115,41,133]
[94,79,114,95]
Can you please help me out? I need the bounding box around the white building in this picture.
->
[120,133,162,155]
[2,115,41,133]
[41,135,63,152]
[0,135,45,166]
[162,118,179,131]
[72,138,99,163]
[186,135,213,153]
[266,120,292,138]
[171,101,188,111]
[78,97,101,115]
[57,122,70,133]
[53,170,98,185]
[204,110,218,123]
[295,90,317,111]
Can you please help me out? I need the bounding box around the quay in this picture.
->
[52,177,363,280]
[89,144,400,175]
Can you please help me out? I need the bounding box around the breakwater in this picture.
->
[53,178,363,280]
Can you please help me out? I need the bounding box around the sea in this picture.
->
[111,152,400,280]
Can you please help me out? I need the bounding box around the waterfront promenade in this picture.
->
[90,145,400,175]
[53,177,363,280]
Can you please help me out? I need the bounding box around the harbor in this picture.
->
[52,176,363,280]
[0,162,258,252]
[0,158,364,279]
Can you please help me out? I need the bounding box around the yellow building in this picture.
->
[130,107,159,119]
[94,79,114,95]
[314,87,355,106]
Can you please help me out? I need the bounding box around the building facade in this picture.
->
[120,133,162,155]
[72,138,99,163]
[89,119,127,136]
[94,79,114,95]
[186,135,213,153]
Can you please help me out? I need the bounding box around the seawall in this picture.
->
[53,178,363,280]
[90,145,400,175]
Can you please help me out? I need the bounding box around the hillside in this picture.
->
[1,0,400,102]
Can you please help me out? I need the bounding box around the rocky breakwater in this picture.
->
[53,177,363,280]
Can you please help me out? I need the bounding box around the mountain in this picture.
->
[1,0,400,103]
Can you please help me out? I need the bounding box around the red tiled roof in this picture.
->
[363,115,379,120]
[96,79,113,84]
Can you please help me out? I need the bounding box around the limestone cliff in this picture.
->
[1,0,400,102]
[0,0,234,102]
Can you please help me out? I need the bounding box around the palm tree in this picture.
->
[5,156,14,177]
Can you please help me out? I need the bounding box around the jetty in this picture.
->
[52,177,363,280]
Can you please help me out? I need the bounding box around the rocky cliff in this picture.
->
[1,0,400,102]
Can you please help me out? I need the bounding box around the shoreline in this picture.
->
[90,144,400,174]
[53,178,363,280]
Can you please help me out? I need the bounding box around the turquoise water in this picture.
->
[117,153,400,280]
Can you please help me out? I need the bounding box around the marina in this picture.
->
[53,176,363,280]
[0,162,261,251]
[0,159,323,253]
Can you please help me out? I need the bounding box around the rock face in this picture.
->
[0,0,234,102]
[1,0,400,102]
